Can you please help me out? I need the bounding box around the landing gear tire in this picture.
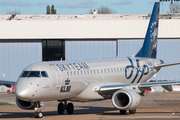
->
[34,102,43,118]
[34,112,43,118]
[67,103,74,114]
[129,109,136,114]
[58,103,64,114]
[120,110,127,114]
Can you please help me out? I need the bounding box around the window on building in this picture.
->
[42,40,65,61]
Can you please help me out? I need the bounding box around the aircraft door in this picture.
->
[50,64,62,88]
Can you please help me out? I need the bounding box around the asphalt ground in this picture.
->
[1,92,180,120]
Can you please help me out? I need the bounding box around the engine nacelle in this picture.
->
[112,89,141,110]
[16,97,35,110]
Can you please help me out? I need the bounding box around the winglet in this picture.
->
[135,2,160,58]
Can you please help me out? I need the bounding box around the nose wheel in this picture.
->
[34,102,43,118]
[57,100,74,115]
[34,111,43,118]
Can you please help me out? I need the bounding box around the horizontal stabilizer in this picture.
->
[154,62,180,68]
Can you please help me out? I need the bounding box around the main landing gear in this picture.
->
[57,100,74,115]
[34,102,43,118]
[120,109,136,115]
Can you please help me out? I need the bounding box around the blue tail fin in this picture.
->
[135,2,160,58]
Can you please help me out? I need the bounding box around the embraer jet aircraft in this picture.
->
[1,2,180,118]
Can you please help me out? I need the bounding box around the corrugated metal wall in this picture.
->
[118,39,180,80]
[0,40,42,82]
[65,40,116,60]
[0,39,179,83]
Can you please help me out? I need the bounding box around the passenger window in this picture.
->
[84,70,86,74]
[97,70,99,73]
[67,72,69,76]
[70,71,72,75]
[117,68,119,72]
[90,70,92,74]
[94,70,96,73]
[114,68,116,72]
[74,71,76,75]
[81,71,83,74]
[77,71,79,75]
[104,69,106,73]
[41,71,49,77]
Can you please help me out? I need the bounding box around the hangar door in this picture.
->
[65,40,116,60]
[42,40,65,61]
[0,40,42,81]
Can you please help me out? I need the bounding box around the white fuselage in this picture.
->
[15,57,161,102]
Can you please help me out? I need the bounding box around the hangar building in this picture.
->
[0,13,180,91]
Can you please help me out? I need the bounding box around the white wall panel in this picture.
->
[0,19,180,39]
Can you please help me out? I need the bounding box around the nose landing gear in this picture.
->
[34,102,43,118]
[57,100,74,115]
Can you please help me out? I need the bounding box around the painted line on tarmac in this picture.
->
[105,116,180,119]
[147,98,180,100]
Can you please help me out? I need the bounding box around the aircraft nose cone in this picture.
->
[15,88,28,99]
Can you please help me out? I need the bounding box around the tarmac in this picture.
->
[1,92,180,120]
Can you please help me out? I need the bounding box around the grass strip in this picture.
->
[0,102,13,105]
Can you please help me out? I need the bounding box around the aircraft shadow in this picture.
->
[1,106,179,118]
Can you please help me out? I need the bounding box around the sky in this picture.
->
[0,0,173,15]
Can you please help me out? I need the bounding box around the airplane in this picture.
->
[1,2,180,118]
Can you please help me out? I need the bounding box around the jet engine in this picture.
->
[111,89,141,110]
[16,97,35,110]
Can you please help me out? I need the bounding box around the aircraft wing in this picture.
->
[0,80,16,88]
[96,81,180,94]
[155,62,180,68]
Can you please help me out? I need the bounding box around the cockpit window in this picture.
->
[41,71,48,77]
[29,71,41,77]
[20,71,29,77]
[20,71,41,78]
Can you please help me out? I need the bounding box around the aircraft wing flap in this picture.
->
[138,81,180,88]
[97,81,180,94]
